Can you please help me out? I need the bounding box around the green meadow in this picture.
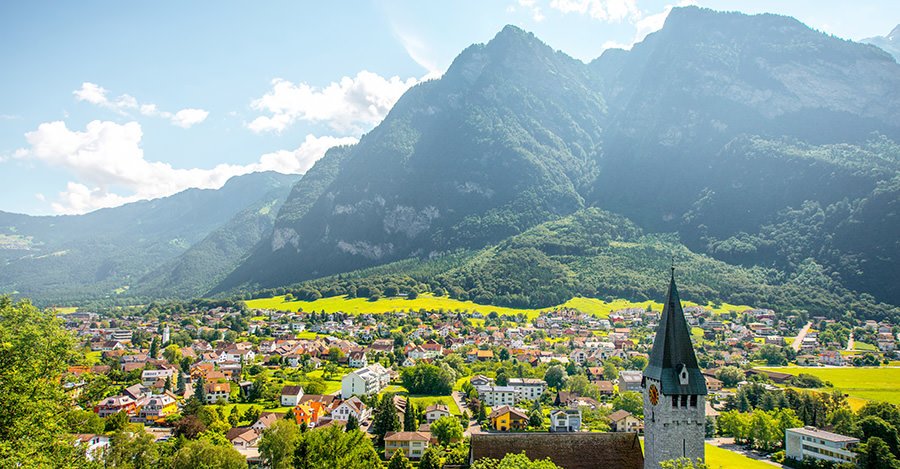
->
[760,366,900,407]
[245,293,752,319]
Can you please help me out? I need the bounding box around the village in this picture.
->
[60,298,900,467]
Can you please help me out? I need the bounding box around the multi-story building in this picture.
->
[141,368,177,387]
[94,395,137,417]
[384,432,431,459]
[205,382,231,404]
[508,378,547,401]
[476,385,517,407]
[341,363,390,399]
[549,409,582,432]
[785,427,858,465]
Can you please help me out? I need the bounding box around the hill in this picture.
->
[0,172,297,304]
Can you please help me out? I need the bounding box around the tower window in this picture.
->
[690,395,697,407]
[672,395,678,407]
[681,395,688,407]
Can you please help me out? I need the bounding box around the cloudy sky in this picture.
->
[1,1,897,215]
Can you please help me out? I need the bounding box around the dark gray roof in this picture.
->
[469,432,643,469]
[643,268,708,396]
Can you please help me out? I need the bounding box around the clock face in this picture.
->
[648,384,659,405]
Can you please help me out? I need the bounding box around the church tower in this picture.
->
[642,268,707,469]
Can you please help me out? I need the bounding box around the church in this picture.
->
[469,268,707,469]
[642,267,708,468]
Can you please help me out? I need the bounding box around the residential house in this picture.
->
[226,426,262,450]
[608,410,643,433]
[617,371,643,393]
[292,402,322,428]
[489,406,528,432]
[425,403,451,423]
[205,382,231,404]
[95,395,137,417]
[348,351,368,368]
[139,394,177,423]
[549,409,582,432]
[470,375,493,387]
[819,351,845,366]
[280,385,305,407]
[75,434,110,461]
[141,368,177,387]
[332,396,371,422]
[384,431,431,459]
[251,413,281,431]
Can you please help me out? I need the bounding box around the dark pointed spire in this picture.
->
[643,268,707,395]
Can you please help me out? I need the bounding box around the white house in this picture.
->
[141,369,177,387]
[425,403,451,423]
[785,427,858,465]
[280,385,305,407]
[332,396,371,422]
[549,409,582,432]
[348,351,368,368]
[341,363,390,399]
[75,434,110,461]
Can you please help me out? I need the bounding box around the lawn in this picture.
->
[854,342,878,351]
[246,293,754,319]
[85,350,102,365]
[705,444,776,469]
[760,366,900,406]
[408,395,461,415]
[304,369,343,395]
[52,306,78,314]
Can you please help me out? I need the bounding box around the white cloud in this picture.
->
[171,109,210,129]
[548,0,640,22]
[247,71,418,135]
[17,120,355,214]
[518,0,546,21]
[73,82,209,128]
[392,28,445,79]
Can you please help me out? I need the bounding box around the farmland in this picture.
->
[245,293,752,319]
[760,366,900,406]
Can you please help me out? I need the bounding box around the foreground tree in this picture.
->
[0,297,88,466]
[388,449,413,469]
[293,426,380,469]
[660,458,709,469]
[106,425,164,469]
[259,419,302,469]
[431,416,464,446]
[418,446,444,469]
[171,436,245,469]
[372,393,402,445]
[471,452,562,469]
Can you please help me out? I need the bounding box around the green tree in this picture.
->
[471,452,562,469]
[171,437,245,469]
[149,337,159,359]
[259,419,302,469]
[419,446,444,469]
[715,366,745,387]
[163,344,182,364]
[193,376,207,404]
[602,361,618,380]
[388,449,413,469]
[495,368,509,386]
[228,406,240,427]
[372,393,401,445]
[857,436,900,469]
[859,416,900,454]
[105,410,130,432]
[660,458,709,469]
[0,297,85,466]
[293,425,380,469]
[544,365,567,390]
[400,362,455,395]
[403,398,417,431]
[106,425,164,469]
[431,415,464,446]
[612,391,643,418]
[345,414,359,432]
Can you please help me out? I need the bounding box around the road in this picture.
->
[792,321,812,353]
[452,390,481,436]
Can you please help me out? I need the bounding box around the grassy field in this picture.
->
[85,350,102,365]
[705,444,776,469]
[408,395,461,415]
[760,366,900,406]
[52,306,78,314]
[246,293,754,319]
[854,342,878,351]
[304,369,343,395]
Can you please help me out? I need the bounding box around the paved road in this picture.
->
[792,321,812,352]
[452,390,481,436]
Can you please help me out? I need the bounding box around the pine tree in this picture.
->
[346,414,359,432]
[419,446,443,469]
[403,399,417,431]
[372,393,401,445]
[176,372,186,394]
[149,337,159,359]
[164,375,172,392]
[477,400,488,422]
[387,449,413,469]
[194,376,207,404]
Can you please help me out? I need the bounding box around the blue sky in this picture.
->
[1,1,898,215]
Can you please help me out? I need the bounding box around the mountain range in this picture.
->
[863,24,900,61]
[3,7,899,319]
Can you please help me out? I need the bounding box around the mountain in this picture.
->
[222,7,900,316]
[862,25,900,61]
[0,172,298,304]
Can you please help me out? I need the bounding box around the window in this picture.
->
[681,395,688,407]
[672,395,678,407]
[690,395,697,407]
